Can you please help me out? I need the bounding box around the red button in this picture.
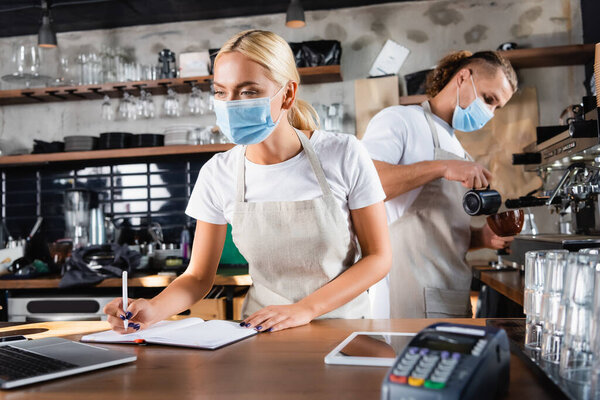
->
[389,374,407,384]
[134,339,145,344]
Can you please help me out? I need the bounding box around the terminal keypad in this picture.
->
[389,347,469,390]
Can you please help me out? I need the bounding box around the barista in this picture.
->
[103,30,391,333]
[362,51,517,318]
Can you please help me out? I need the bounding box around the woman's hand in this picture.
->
[241,303,316,333]
[103,297,159,334]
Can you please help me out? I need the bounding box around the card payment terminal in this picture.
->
[380,323,509,400]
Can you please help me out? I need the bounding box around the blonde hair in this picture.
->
[215,30,320,131]
[425,50,518,97]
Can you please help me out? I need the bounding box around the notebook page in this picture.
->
[144,320,257,349]
[81,317,205,343]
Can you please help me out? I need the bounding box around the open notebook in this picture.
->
[81,318,257,350]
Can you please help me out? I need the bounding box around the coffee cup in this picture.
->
[487,209,525,237]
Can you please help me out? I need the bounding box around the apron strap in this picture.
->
[421,100,474,161]
[236,129,333,203]
[421,100,441,149]
[295,129,333,197]
[236,146,247,203]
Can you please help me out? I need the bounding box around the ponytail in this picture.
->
[426,51,472,97]
[289,99,319,131]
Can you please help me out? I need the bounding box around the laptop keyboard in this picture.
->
[0,345,77,382]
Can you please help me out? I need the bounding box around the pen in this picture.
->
[122,270,128,330]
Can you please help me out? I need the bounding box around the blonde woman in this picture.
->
[103,30,391,333]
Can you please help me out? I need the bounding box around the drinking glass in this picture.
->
[118,92,136,120]
[132,63,142,81]
[10,43,41,87]
[525,251,553,351]
[521,208,538,235]
[139,90,155,119]
[22,44,40,75]
[101,95,114,121]
[128,92,139,120]
[187,86,204,115]
[116,55,126,82]
[100,46,116,83]
[89,52,102,84]
[142,64,158,81]
[540,251,569,371]
[80,52,100,85]
[197,127,212,145]
[206,93,214,112]
[54,56,74,86]
[559,252,597,393]
[327,103,344,131]
[589,263,600,399]
[164,88,181,117]
[12,43,26,75]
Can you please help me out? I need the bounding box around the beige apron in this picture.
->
[388,101,473,318]
[232,129,371,319]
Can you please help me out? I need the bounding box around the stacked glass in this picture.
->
[524,250,569,352]
[590,261,600,399]
[539,251,569,376]
[558,252,597,398]
[526,249,600,399]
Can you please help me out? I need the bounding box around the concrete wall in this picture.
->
[0,0,585,151]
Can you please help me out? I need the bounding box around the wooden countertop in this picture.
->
[0,318,560,399]
[472,263,524,306]
[0,272,252,290]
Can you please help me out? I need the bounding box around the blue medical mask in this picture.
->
[213,86,285,145]
[452,75,494,132]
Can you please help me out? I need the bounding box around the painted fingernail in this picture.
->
[265,328,272,332]
[125,311,133,319]
[255,326,262,331]
[239,322,245,326]
[128,322,136,328]
[244,323,251,328]
[119,314,126,320]
[134,324,140,331]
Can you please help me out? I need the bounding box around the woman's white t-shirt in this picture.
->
[185,130,386,233]
[361,105,466,225]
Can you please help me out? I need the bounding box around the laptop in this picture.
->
[0,337,136,389]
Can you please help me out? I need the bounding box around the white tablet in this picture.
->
[324,331,416,367]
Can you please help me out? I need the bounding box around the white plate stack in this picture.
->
[163,125,203,146]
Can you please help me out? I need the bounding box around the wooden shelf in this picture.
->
[499,44,595,69]
[295,65,342,84]
[0,65,342,106]
[398,44,596,106]
[0,143,235,167]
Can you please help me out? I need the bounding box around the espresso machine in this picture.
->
[503,92,600,268]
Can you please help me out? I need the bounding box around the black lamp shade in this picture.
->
[286,0,305,28]
[38,15,57,48]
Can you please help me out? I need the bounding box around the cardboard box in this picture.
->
[179,51,210,77]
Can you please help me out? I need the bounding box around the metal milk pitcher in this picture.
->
[89,208,107,245]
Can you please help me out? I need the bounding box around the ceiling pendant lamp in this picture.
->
[285,0,306,28]
[38,0,57,48]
